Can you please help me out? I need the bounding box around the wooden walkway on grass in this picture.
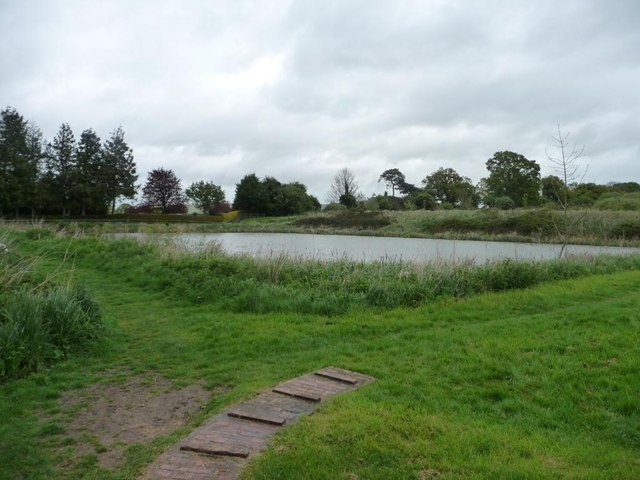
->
[140,367,375,480]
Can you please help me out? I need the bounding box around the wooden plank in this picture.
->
[314,368,358,385]
[227,410,286,426]
[272,386,321,402]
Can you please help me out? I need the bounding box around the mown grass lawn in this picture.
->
[1,234,639,479]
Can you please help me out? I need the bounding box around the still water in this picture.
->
[111,232,640,264]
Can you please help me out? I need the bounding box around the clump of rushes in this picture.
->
[0,233,104,380]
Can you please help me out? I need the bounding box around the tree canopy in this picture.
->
[142,168,187,213]
[483,151,541,207]
[378,168,406,197]
[234,174,320,216]
[185,181,225,215]
[423,167,476,208]
[0,107,137,216]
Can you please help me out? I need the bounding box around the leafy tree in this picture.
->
[74,129,103,215]
[102,126,137,214]
[328,168,360,204]
[398,180,418,196]
[233,173,267,214]
[610,182,640,193]
[541,175,566,204]
[373,194,407,211]
[185,181,225,215]
[277,182,320,215]
[412,191,436,210]
[233,174,319,215]
[378,168,406,197]
[423,167,476,208]
[142,168,187,213]
[48,123,77,215]
[339,193,357,208]
[484,151,541,207]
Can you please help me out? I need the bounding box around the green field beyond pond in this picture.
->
[0,224,639,479]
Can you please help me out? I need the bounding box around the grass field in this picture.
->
[0,227,639,479]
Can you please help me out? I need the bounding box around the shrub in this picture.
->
[609,220,640,239]
[493,196,516,210]
[295,211,392,229]
[594,193,640,211]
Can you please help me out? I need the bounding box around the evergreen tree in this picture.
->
[48,123,77,215]
[74,129,103,215]
[1,109,23,214]
[102,126,137,214]
[0,108,42,216]
[233,173,267,213]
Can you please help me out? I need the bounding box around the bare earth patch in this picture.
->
[53,372,212,470]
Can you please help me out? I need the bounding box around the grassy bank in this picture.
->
[16,207,640,247]
[11,231,640,315]
[1,227,639,479]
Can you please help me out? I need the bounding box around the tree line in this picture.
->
[4,107,637,218]
[331,151,638,211]
[0,107,136,216]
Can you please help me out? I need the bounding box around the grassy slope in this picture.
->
[0,239,639,479]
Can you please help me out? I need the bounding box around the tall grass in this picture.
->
[43,233,640,316]
[0,229,104,380]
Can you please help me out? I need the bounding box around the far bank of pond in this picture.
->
[109,232,640,264]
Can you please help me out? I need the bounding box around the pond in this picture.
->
[109,232,640,264]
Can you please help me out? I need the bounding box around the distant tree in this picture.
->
[610,182,640,193]
[338,193,356,208]
[328,168,360,204]
[74,129,103,215]
[233,174,319,215]
[0,108,41,216]
[142,168,187,213]
[277,182,320,215]
[423,167,476,208]
[102,126,137,214]
[541,175,566,204]
[185,181,225,215]
[233,173,267,214]
[484,151,541,207]
[48,123,77,215]
[212,200,232,214]
[412,191,436,210]
[398,180,418,196]
[373,194,407,211]
[378,168,406,197]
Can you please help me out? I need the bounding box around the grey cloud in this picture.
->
[1,0,638,202]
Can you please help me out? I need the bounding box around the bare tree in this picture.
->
[545,124,586,256]
[327,168,361,204]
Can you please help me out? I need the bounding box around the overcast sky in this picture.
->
[2,0,639,202]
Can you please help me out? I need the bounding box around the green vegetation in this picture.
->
[0,225,638,479]
[0,234,104,380]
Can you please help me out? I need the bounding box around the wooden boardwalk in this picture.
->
[139,367,375,480]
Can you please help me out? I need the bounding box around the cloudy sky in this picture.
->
[2,0,639,202]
